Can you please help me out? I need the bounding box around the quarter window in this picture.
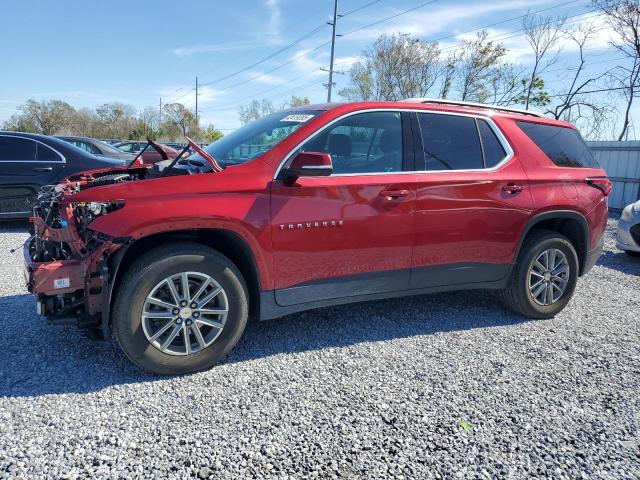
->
[0,137,36,161]
[36,143,61,161]
[299,111,403,174]
[417,113,483,170]
[517,121,598,168]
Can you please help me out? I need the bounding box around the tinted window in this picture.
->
[517,121,598,168]
[299,111,403,174]
[418,113,483,170]
[36,143,61,161]
[478,119,507,168]
[0,137,36,161]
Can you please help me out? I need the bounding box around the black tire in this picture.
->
[112,242,248,375]
[502,229,579,319]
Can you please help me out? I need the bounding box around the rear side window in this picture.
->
[418,113,483,170]
[0,136,36,161]
[478,120,507,168]
[517,121,598,168]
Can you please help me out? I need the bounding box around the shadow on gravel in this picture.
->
[0,289,531,398]
[0,219,31,234]
[597,250,640,276]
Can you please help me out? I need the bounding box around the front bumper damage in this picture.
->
[24,199,128,339]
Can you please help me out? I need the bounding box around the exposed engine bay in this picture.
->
[23,136,222,338]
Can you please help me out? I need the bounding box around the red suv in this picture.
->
[24,100,610,374]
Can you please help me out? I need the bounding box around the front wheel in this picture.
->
[502,230,579,319]
[112,243,248,375]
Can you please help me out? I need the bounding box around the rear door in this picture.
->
[0,135,65,217]
[270,110,417,306]
[410,112,533,288]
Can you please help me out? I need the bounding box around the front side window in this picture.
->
[418,113,483,171]
[298,111,403,174]
[0,137,36,161]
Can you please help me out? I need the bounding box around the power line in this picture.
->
[548,86,629,97]
[439,9,599,53]
[340,0,386,17]
[339,0,440,38]
[172,0,602,107]
[432,0,585,44]
[199,23,329,88]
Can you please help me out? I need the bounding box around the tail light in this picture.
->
[586,177,612,196]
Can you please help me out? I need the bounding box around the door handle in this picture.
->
[380,189,410,199]
[33,167,53,172]
[502,183,524,194]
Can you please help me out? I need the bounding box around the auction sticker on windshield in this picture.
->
[281,114,316,122]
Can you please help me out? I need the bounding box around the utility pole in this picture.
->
[327,0,339,103]
[159,97,162,126]
[195,76,199,129]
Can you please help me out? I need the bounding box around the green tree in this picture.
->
[202,125,224,143]
[6,99,76,135]
[162,102,197,136]
[289,95,310,107]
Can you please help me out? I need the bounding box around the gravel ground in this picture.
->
[0,217,639,479]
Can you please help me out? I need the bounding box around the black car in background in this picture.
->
[55,136,136,161]
[0,132,125,218]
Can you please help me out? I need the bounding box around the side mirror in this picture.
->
[282,152,333,182]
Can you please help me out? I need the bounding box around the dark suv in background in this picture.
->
[24,99,609,374]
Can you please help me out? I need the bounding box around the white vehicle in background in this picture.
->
[617,200,640,257]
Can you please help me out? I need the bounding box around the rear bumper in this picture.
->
[582,235,603,275]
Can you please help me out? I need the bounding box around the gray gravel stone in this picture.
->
[0,217,639,479]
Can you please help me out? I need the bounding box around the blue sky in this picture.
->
[0,0,627,134]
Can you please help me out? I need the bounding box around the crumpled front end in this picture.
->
[24,183,129,338]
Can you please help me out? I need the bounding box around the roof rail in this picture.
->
[402,98,542,118]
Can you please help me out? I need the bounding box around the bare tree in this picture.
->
[96,102,137,139]
[17,99,75,135]
[238,99,275,125]
[438,52,459,99]
[594,0,640,140]
[522,14,565,108]
[546,23,610,124]
[339,34,442,101]
[339,62,374,101]
[162,103,196,136]
[455,31,507,102]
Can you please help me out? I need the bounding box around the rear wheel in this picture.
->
[502,230,579,319]
[112,243,248,375]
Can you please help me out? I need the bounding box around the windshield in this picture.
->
[191,110,322,167]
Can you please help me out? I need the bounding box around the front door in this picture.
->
[270,110,417,306]
[0,136,65,216]
[410,112,533,288]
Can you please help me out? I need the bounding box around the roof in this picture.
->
[402,98,542,117]
[309,100,573,128]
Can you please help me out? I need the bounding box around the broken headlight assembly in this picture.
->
[73,201,125,232]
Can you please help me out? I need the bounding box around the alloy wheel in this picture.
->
[527,248,570,306]
[141,272,228,356]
